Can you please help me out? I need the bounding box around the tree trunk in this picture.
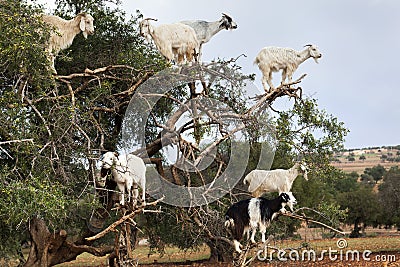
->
[24,217,69,267]
[206,240,233,263]
[349,217,361,238]
[24,217,113,267]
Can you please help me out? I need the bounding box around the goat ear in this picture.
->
[113,151,119,157]
[79,17,86,32]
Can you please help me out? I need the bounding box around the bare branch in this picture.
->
[194,123,246,167]
[85,197,165,242]
[247,74,307,115]
[25,98,52,137]
[0,139,34,145]
[112,72,153,98]
[280,212,345,235]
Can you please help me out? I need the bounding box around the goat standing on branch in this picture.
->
[95,152,146,206]
[243,162,308,211]
[139,18,199,65]
[42,13,94,73]
[224,193,297,253]
[254,44,322,92]
[180,13,237,61]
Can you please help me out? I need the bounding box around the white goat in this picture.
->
[254,44,322,92]
[96,152,146,206]
[139,18,199,64]
[180,13,237,61]
[243,162,308,211]
[42,12,94,73]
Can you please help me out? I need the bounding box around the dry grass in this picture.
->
[55,244,210,266]
[331,149,399,174]
[51,235,400,266]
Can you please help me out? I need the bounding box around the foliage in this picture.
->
[0,0,164,260]
[332,172,358,193]
[364,164,386,183]
[0,1,53,88]
[337,184,381,236]
[378,166,400,226]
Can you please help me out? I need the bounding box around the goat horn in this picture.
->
[222,13,233,22]
[144,17,158,21]
[304,44,313,47]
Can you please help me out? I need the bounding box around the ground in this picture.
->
[54,251,400,266]
[50,233,400,267]
[143,251,400,266]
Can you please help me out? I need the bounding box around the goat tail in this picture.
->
[253,56,260,66]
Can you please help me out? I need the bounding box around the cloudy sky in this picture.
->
[40,0,400,149]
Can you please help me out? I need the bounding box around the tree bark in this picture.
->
[350,217,361,238]
[24,217,113,267]
[207,240,233,263]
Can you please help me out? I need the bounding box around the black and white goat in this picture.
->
[224,192,297,253]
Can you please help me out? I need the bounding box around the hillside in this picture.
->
[331,146,400,174]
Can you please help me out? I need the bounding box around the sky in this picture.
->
[38,0,400,149]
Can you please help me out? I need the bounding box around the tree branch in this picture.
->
[280,212,346,235]
[247,74,307,115]
[0,139,34,145]
[85,197,165,242]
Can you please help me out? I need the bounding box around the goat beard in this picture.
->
[313,57,319,64]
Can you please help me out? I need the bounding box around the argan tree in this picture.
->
[0,0,349,266]
[378,166,400,228]
[0,0,165,266]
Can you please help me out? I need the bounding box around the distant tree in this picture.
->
[337,185,381,237]
[348,171,359,179]
[359,155,366,161]
[360,174,374,185]
[347,156,355,162]
[381,154,388,162]
[378,167,400,228]
[364,165,386,183]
